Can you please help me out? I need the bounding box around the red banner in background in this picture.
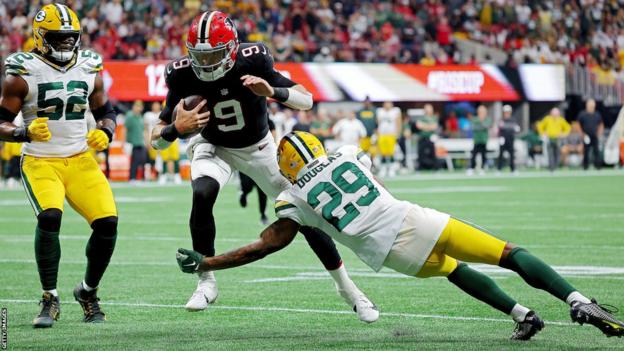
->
[103,61,168,102]
[102,61,332,102]
[392,64,520,101]
[102,61,538,102]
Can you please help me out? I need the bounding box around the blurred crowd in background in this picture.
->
[1,0,624,83]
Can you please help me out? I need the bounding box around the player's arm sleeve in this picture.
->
[159,63,183,124]
[89,72,116,141]
[256,43,297,88]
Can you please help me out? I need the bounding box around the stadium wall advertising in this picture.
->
[103,61,562,102]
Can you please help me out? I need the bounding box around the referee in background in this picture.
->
[577,99,603,170]
[497,105,521,173]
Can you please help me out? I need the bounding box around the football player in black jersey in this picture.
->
[150,10,378,322]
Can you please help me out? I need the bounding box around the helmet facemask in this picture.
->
[42,30,81,62]
[187,40,237,81]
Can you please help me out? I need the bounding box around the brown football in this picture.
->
[171,95,208,139]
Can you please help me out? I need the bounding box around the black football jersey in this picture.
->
[160,42,296,148]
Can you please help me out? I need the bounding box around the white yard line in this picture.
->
[1,258,623,279]
[3,234,623,250]
[392,186,508,194]
[389,169,624,181]
[0,298,573,326]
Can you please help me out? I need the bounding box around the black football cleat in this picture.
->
[73,283,106,323]
[510,311,544,340]
[571,299,624,337]
[33,292,60,328]
[239,192,247,208]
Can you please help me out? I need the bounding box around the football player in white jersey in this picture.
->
[375,101,402,177]
[178,131,624,340]
[0,4,118,328]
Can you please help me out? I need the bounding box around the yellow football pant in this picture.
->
[359,137,377,157]
[416,218,507,278]
[20,151,117,224]
[377,135,397,157]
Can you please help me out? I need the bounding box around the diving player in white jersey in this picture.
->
[177,131,624,341]
[0,3,118,328]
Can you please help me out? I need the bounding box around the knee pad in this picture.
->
[37,209,62,232]
[91,216,118,238]
[192,176,220,204]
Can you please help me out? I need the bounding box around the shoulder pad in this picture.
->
[4,52,37,76]
[164,56,193,85]
[77,50,103,73]
[238,42,273,70]
[337,144,358,157]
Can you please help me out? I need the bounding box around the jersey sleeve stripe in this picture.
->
[20,158,43,215]
[5,64,29,75]
[275,203,297,213]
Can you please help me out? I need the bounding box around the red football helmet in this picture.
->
[186,11,239,81]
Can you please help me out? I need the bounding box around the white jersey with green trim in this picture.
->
[376,106,401,135]
[4,50,103,157]
[275,145,419,271]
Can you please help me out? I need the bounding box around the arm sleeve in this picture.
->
[159,62,183,124]
[256,44,297,88]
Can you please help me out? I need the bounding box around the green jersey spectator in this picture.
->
[416,104,439,170]
[357,97,377,137]
[125,100,147,180]
[310,109,332,145]
[468,105,492,174]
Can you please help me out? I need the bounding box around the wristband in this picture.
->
[99,125,114,142]
[271,87,289,102]
[13,126,30,142]
[160,123,180,142]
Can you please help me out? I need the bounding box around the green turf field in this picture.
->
[1,170,624,350]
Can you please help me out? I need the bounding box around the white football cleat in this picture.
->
[185,272,218,311]
[353,294,380,323]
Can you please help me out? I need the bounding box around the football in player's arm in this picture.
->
[159,11,377,322]
[149,47,312,149]
[178,131,624,341]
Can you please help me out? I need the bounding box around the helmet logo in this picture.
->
[224,17,234,31]
[35,10,46,22]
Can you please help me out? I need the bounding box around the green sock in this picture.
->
[500,247,576,302]
[447,263,517,314]
[34,227,61,291]
[84,220,117,288]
